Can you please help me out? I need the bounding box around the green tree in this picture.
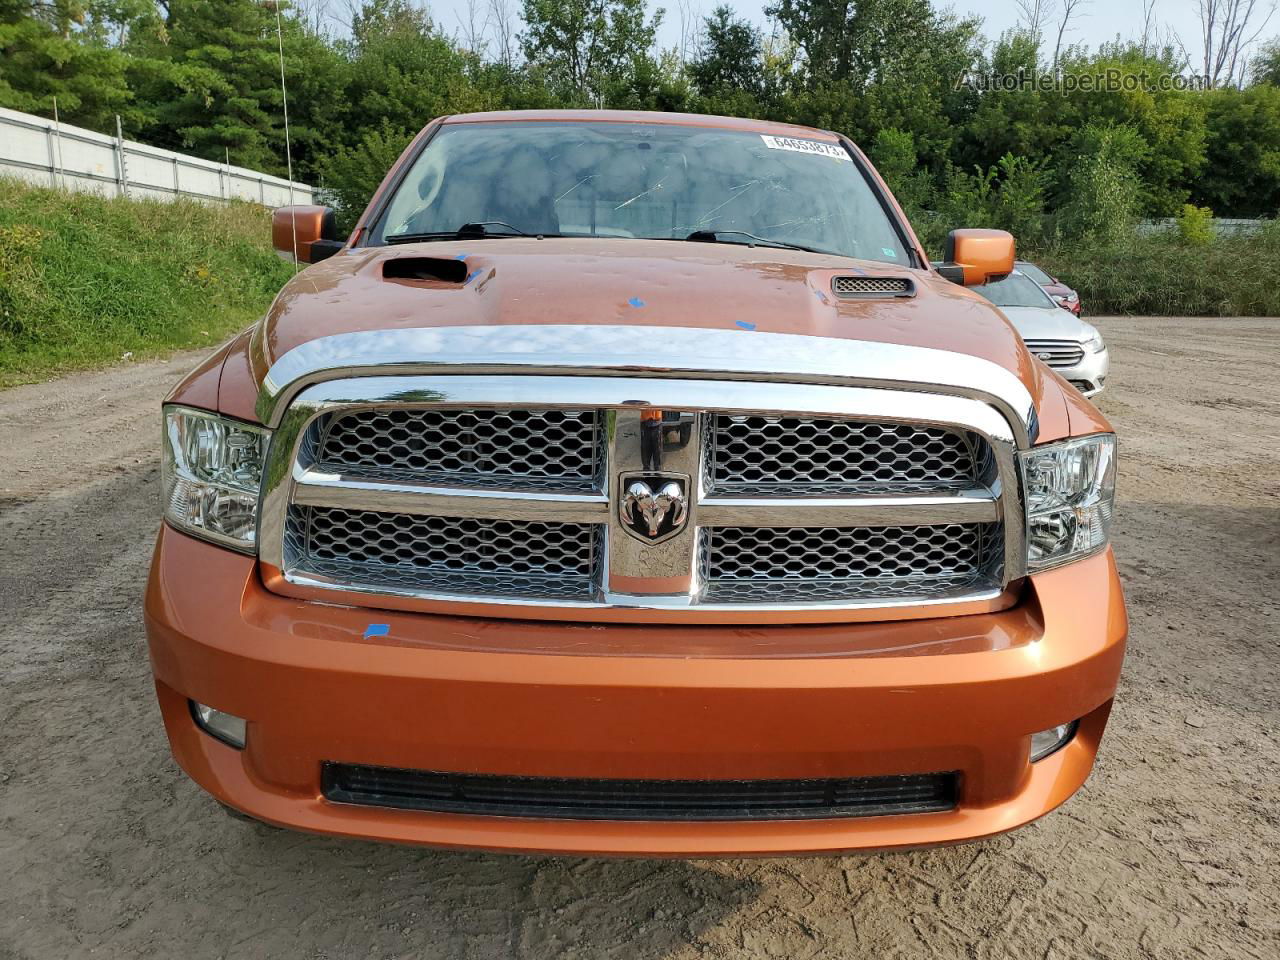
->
[766,0,980,171]
[520,0,663,104]
[1053,43,1206,215]
[1251,39,1280,86]
[953,30,1066,174]
[1194,85,1280,217]
[0,0,138,130]
[689,6,764,97]
[338,0,490,133]
[868,127,932,220]
[130,0,280,168]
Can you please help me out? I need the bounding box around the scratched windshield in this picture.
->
[373,121,913,266]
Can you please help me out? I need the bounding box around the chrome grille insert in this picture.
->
[315,408,600,491]
[702,523,1002,603]
[1023,339,1085,368]
[831,276,914,298]
[286,505,600,601]
[709,415,987,495]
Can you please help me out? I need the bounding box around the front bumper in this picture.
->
[1054,346,1109,397]
[144,526,1127,856]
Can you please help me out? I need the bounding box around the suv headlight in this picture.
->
[1020,434,1116,572]
[1082,333,1104,353]
[162,406,269,552]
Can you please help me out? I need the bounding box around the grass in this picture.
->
[0,178,294,387]
[1034,224,1280,317]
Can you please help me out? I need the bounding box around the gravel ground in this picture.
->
[1,317,1277,959]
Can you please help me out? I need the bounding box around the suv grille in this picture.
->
[315,408,600,490]
[1023,339,1085,368]
[287,506,600,601]
[708,415,984,495]
[322,763,958,821]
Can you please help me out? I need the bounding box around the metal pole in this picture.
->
[45,125,57,189]
[51,98,65,190]
[114,115,130,198]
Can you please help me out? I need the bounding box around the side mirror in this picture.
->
[272,205,342,264]
[936,229,1015,286]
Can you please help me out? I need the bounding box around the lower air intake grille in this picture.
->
[322,763,959,821]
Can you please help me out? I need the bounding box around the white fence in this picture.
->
[1137,217,1267,236]
[0,106,312,206]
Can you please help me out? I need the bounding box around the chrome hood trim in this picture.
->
[258,325,1039,445]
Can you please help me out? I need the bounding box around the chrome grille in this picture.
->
[263,375,1022,621]
[1023,339,1085,368]
[708,415,985,495]
[314,408,600,490]
[702,523,1001,603]
[831,276,914,297]
[286,505,600,601]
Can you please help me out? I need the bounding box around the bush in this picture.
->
[0,178,293,385]
[1036,223,1280,316]
[1176,204,1215,245]
[1055,123,1145,246]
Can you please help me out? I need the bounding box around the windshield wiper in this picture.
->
[384,221,550,244]
[685,229,821,253]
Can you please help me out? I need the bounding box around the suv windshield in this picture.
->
[1015,261,1053,284]
[974,272,1057,309]
[373,121,913,266]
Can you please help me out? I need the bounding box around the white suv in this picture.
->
[975,271,1109,397]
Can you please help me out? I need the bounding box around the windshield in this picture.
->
[1016,261,1053,284]
[373,121,913,265]
[974,272,1058,309]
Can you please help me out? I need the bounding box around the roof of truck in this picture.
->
[439,109,843,141]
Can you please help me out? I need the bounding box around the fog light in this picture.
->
[1029,721,1077,762]
[191,701,247,749]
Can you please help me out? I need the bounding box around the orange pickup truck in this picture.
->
[144,110,1126,856]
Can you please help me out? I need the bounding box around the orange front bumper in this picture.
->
[144,526,1127,856]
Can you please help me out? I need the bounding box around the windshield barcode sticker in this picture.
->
[760,135,850,161]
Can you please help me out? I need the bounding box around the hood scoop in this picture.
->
[382,256,469,286]
[831,276,915,299]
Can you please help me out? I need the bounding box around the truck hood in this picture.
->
[255,238,1039,382]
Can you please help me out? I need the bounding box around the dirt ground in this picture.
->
[1,317,1277,959]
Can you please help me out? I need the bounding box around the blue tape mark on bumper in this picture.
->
[628,297,645,308]
[363,624,390,639]
[735,320,756,330]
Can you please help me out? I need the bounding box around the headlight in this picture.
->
[162,406,269,551]
[1082,334,1104,353]
[1020,434,1116,572]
